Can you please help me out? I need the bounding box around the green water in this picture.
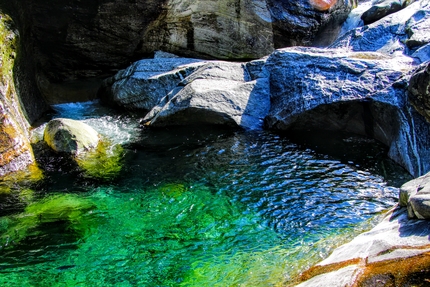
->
[0,102,411,286]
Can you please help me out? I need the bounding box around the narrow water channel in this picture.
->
[0,101,411,286]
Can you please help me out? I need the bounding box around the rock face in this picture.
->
[143,61,271,129]
[262,47,430,177]
[44,118,100,156]
[409,62,430,122]
[296,207,430,287]
[0,0,353,105]
[332,0,430,61]
[0,15,41,178]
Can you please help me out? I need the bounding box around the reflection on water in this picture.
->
[0,101,411,286]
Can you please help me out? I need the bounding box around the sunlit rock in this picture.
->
[44,118,100,155]
[400,171,430,219]
[99,57,206,111]
[297,207,430,286]
[143,61,270,130]
[0,14,44,180]
[263,46,430,177]
[331,0,430,57]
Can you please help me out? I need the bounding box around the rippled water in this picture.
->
[0,101,411,286]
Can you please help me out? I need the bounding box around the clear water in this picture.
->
[0,101,411,286]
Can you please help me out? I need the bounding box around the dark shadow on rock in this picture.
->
[390,206,430,240]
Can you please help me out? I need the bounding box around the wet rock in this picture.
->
[43,118,100,156]
[297,207,430,286]
[144,61,270,130]
[0,14,42,179]
[331,0,430,58]
[361,0,404,25]
[263,46,430,177]
[408,62,430,122]
[99,57,206,111]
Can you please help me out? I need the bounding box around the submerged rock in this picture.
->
[143,61,270,130]
[43,118,100,156]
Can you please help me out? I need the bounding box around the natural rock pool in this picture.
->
[0,101,411,286]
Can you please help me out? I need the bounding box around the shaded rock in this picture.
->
[331,0,430,58]
[43,118,100,155]
[297,207,430,286]
[143,61,270,130]
[361,0,404,25]
[263,46,430,176]
[99,57,206,111]
[0,0,353,104]
[408,62,430,122]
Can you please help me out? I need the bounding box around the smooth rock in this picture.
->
[99,57,206,111]
[408,62,430,122]
[400,171,430,219]
[43,118,100,155]
[263,46,430,177]
[361,0,404,25]
[331,0,430,56]
[144,61,270,130]
[297,207,430,286]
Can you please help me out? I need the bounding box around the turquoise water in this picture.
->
[0,102,411,286]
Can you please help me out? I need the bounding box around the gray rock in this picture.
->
[263,47,430,176]
[408,62,430,122]
[411,42,430,63]
[297,207,430,286]
[144,61,270,130]
[44,118,100,155]
[361,0,404,25]
[400,171,430,219]
[331,0,430,56]
[100,58,206,111]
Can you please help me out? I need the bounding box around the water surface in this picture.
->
[0,101,411,286]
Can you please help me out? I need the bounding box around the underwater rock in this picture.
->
[296,207,430,286]
[408,62,430,122]
[143,61,270,130]
[331,0,430,57]
[43,118,100,156]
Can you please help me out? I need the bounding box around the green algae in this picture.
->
[76,140,125,180]
[0,194,96,245]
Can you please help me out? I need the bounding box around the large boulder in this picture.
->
[296,207,430,286]
[263,47,430,177]
[332,0,430,61]
[143,61,271,130]
[43,118,100,156]
[99,57,206,111]
[400,171,430,219]
[360,0,405,25]
[0,0,353,105]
